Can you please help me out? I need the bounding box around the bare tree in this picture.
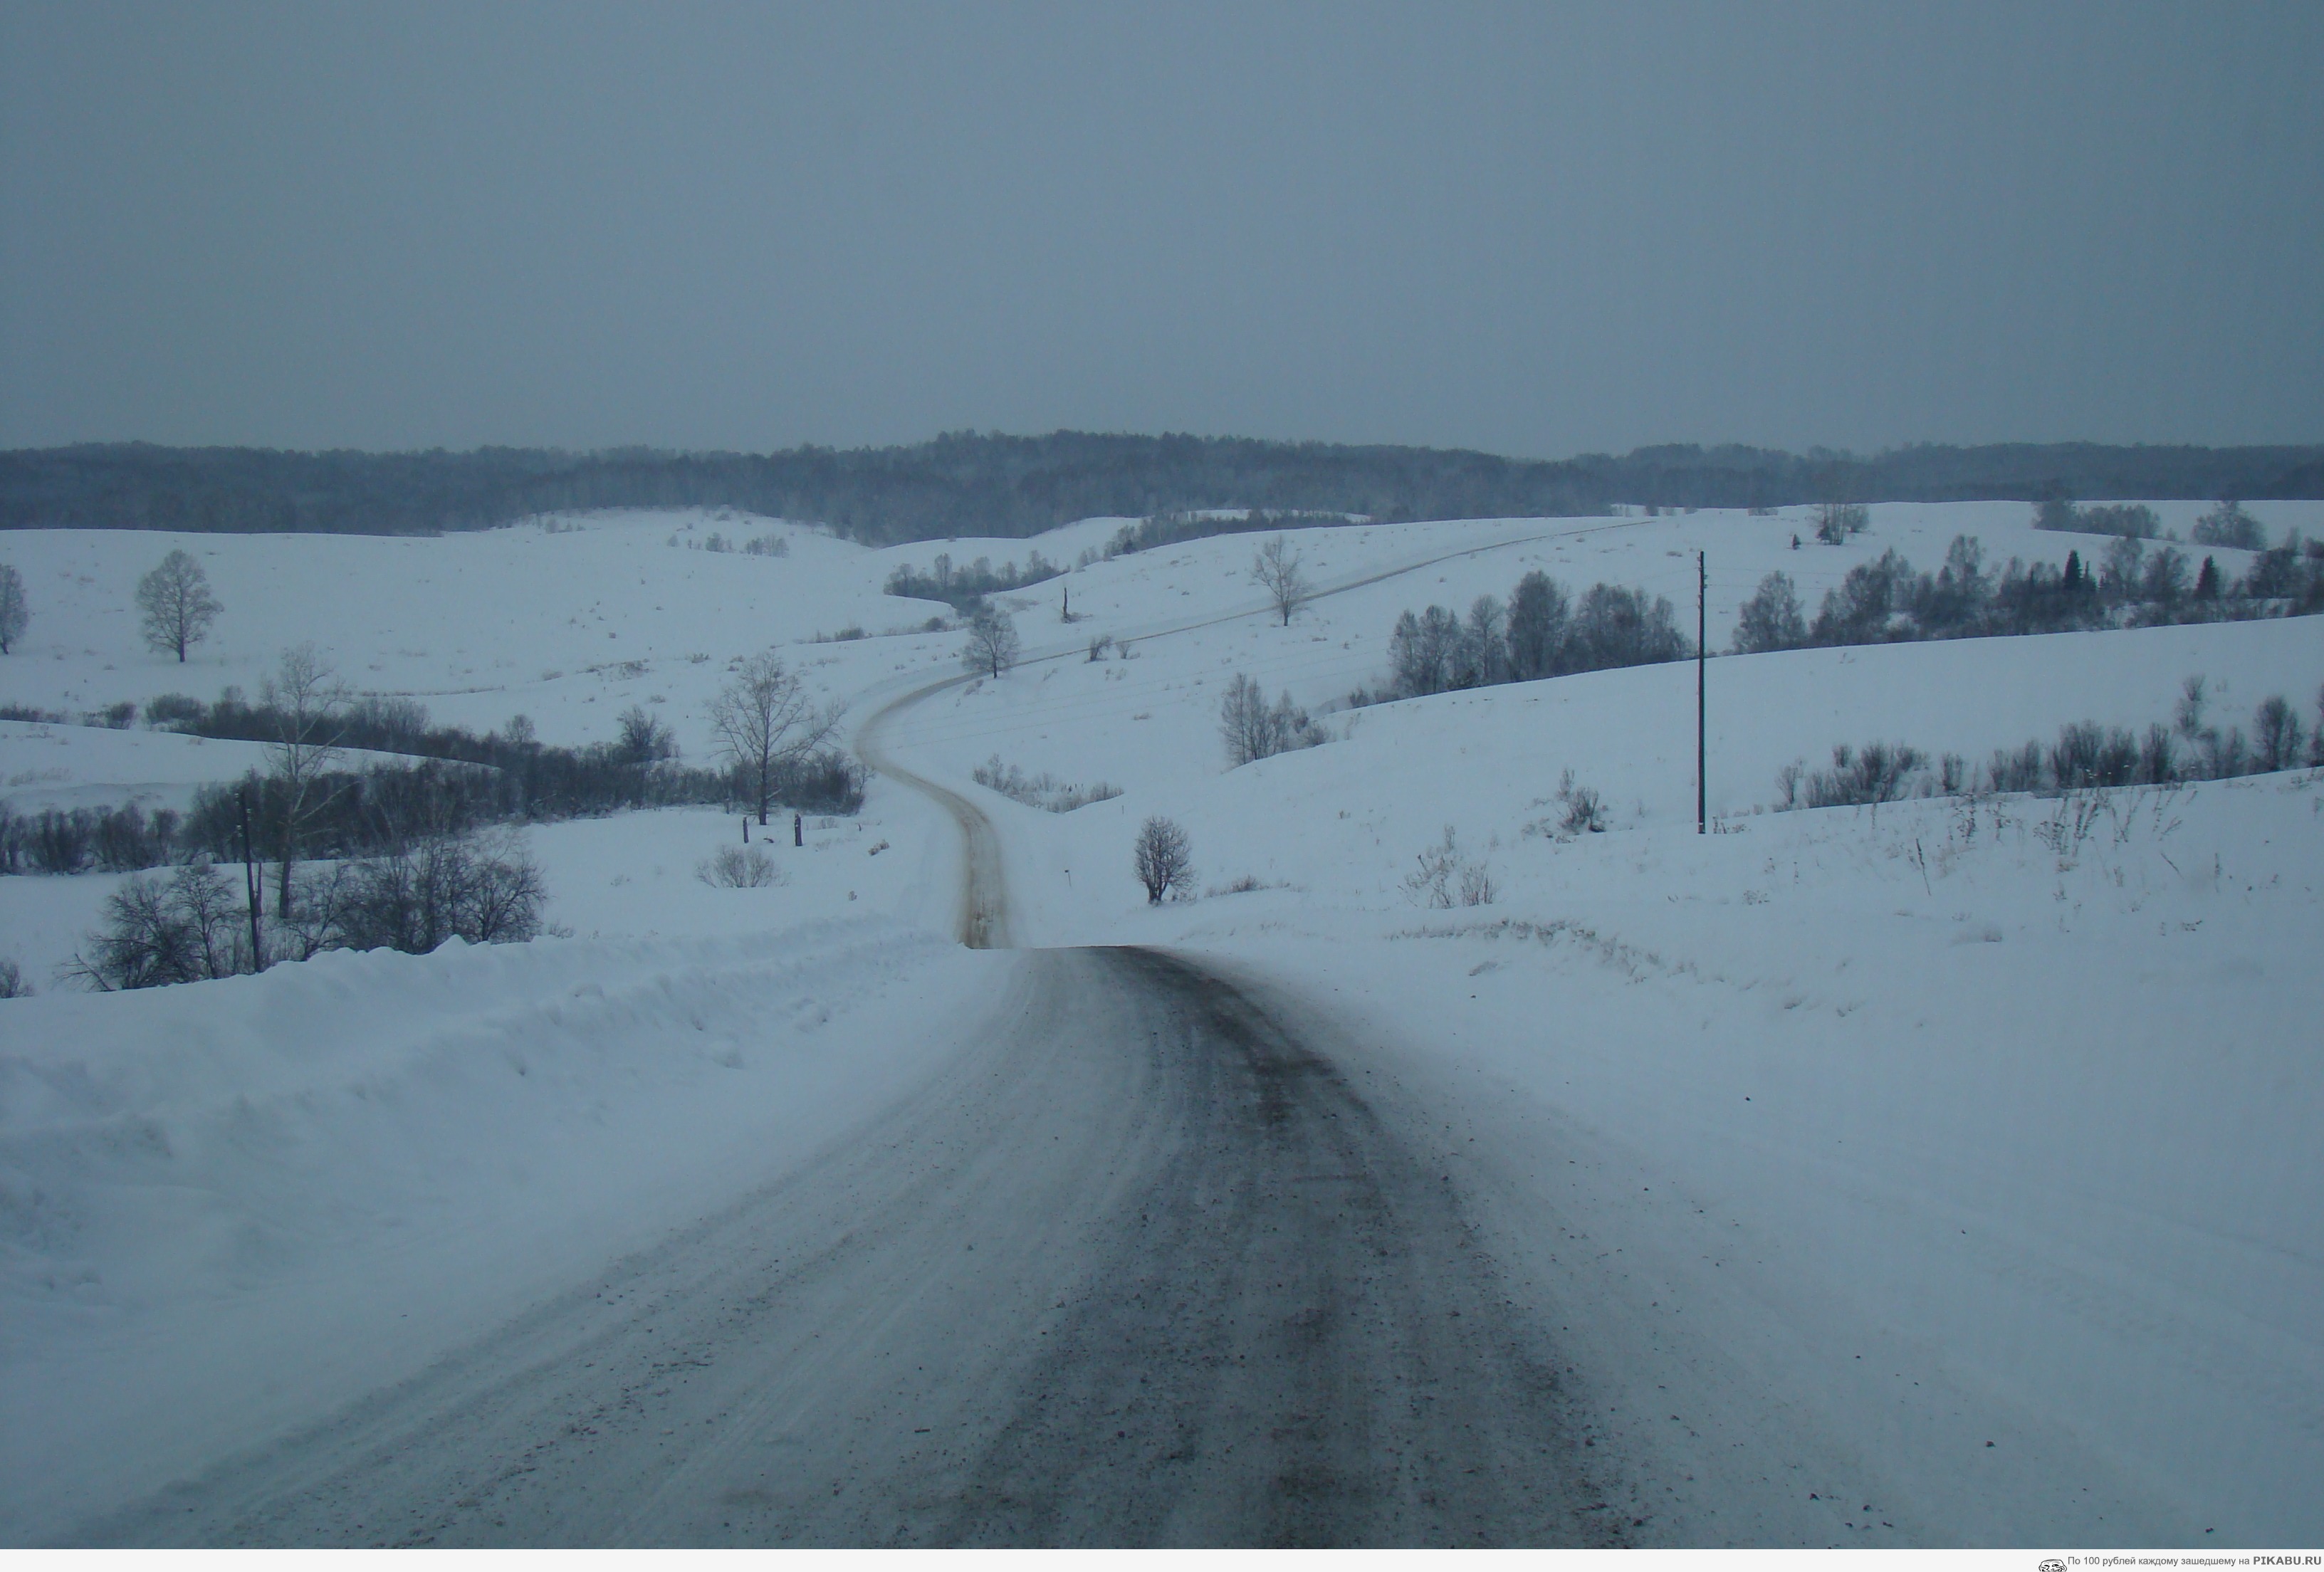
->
[1732,571,1807,653]
[66,862,253,990]
[711,651,838,824]
[136,550,223,661]
[1133,816,1195,903]
[328,827,548,953]
[961,604,1020,678]
[1505,570,1569,681]
[617,703,677,764]
[0,562,26,654]
[1220,672,1274,767]
[1250,536,1310,627]
[1813,502,1870,545]
[1219,670,1321,767]
[263,644,350,916]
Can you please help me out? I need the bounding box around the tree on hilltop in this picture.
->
[137,550,221,661]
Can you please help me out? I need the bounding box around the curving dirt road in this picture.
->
[857,676,1014,948]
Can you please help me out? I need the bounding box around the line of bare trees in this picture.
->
[1776,679,2324,811]
[1371,569,1690,703]
[1735,532,2324,655]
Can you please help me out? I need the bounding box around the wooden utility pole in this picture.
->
[1697,551,1707,835]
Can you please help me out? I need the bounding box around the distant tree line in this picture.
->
[1734,533,2324,654]
[9,436,2320,546]
[1102,508,1356,558]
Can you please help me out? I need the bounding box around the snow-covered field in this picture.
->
[4,501,2321,1544]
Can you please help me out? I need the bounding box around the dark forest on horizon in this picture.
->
[6,432,2321,546]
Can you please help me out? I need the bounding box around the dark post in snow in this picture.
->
[1697,550,1707,836]
[794,812,803,848]
[239,784,265,970]
[743,815,749,844]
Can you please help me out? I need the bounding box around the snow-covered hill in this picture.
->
[4,501,2320,1544]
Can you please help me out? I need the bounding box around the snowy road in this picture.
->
[72,943,1611,1547]
[62,646,1616,1549]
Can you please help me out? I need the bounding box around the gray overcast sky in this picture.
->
[3,1,2320,459]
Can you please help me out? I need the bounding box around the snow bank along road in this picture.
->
[68,671,1620,1548]
[73,953,1616,1546]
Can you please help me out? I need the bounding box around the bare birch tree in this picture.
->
[711,651,838,824]
[1250,536,1310,627]
[263,644,350,915]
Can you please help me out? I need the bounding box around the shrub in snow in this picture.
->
[698,844,783,888]
[970,755,1121,813]
[2047,723,2140,790]
[1403,827,1495,908]
[1555,770,1608,836]
[1133,817,1195,904]
[0,958,28,997]
[67,862,253,990]
[1805,743,1928,808]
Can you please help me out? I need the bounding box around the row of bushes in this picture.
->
[0,802,183,876]
[6,685,868,879]
[1737,534,2324,654]
[1777,682,2323,809]
[64,827,547,991]
[1099,508,1356,561]
[1369,570,1690,702]
[969,755,1123,812]
[146,687,864,819]
[2034,498,2271,550]
[1,700,140,728]
[884,550,1062,611]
